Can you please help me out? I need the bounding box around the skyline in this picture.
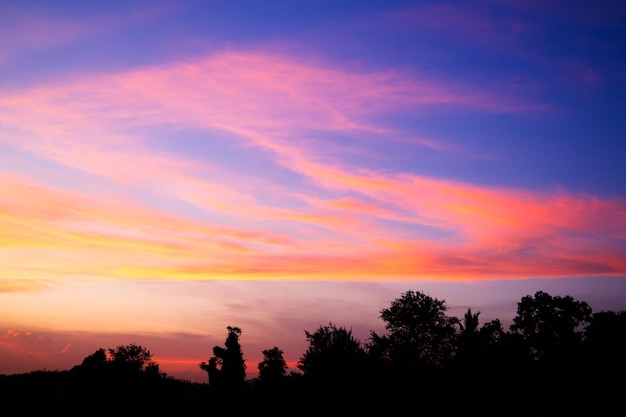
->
[2,0,625,383]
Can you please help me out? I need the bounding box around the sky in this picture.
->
[1,0,626,383]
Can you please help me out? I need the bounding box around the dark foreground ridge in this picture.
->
[2,290,625,416]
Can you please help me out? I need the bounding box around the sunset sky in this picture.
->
[2,0,626,383]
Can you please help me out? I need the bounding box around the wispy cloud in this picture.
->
[0,3,180,63]
[0,280,48,293]
[1,49,624,282]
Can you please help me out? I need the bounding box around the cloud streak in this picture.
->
[1,49,624,284]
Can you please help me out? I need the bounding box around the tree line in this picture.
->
[2,289,625,416]
[199,290,625,386]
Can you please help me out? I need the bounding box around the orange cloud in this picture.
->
[0,172,299,281]
[0,280,48,293]
[2,162,625,282]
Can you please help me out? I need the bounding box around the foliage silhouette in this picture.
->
[368,289,457,379]
[451,309,482,373]
[453,308,482,369]
[584,309,626,363]
[200,325,246,389]
[297,322,367,384]
[510,290,592,364]
[459,308,480,337]
[3,289,626,416]
[108,343,161,375]
[258,346,287,387]
[79,347,107,371]
[582,309,626,407]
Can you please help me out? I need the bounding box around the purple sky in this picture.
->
[1,0,625,383]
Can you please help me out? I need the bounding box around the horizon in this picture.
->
[1,0,625,384]
[4,277,625,383]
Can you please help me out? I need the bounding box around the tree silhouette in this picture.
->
[108,343,160,375]
[454,308,481,361]
[459,308,480,337]
[200,326,246,388]
[585,310,626,356]
[451,315,531,399]
[477,318,529,373]
[369,290,457,378]
[80,348,107,371]
[507,291,594,415]
[258,346,287,387]
[4,289,625,416]
[581,310,626,412]
[584,310,626,372]
[510,291,592,364]
[297,322,366,383]
[452,309,481,374]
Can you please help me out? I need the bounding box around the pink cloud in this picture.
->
[0,50,624,281]
[0,48,535,197]
[0,172,301,281]
[2,158,625,281]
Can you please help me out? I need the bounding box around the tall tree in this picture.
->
[510,291,592,364]
[369,290,457,378]
[200,326,246,388]
[453,308,481,370]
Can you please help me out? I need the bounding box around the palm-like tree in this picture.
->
[459,308,480,337]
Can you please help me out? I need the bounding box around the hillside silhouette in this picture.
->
[2,289,624,416]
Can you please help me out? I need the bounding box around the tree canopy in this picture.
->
[200,326,246,388]
[369,290,458,377]
[510,290,592,363]
[108,343,160,374]
[258,346,288,387]
[298,322,366,383]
